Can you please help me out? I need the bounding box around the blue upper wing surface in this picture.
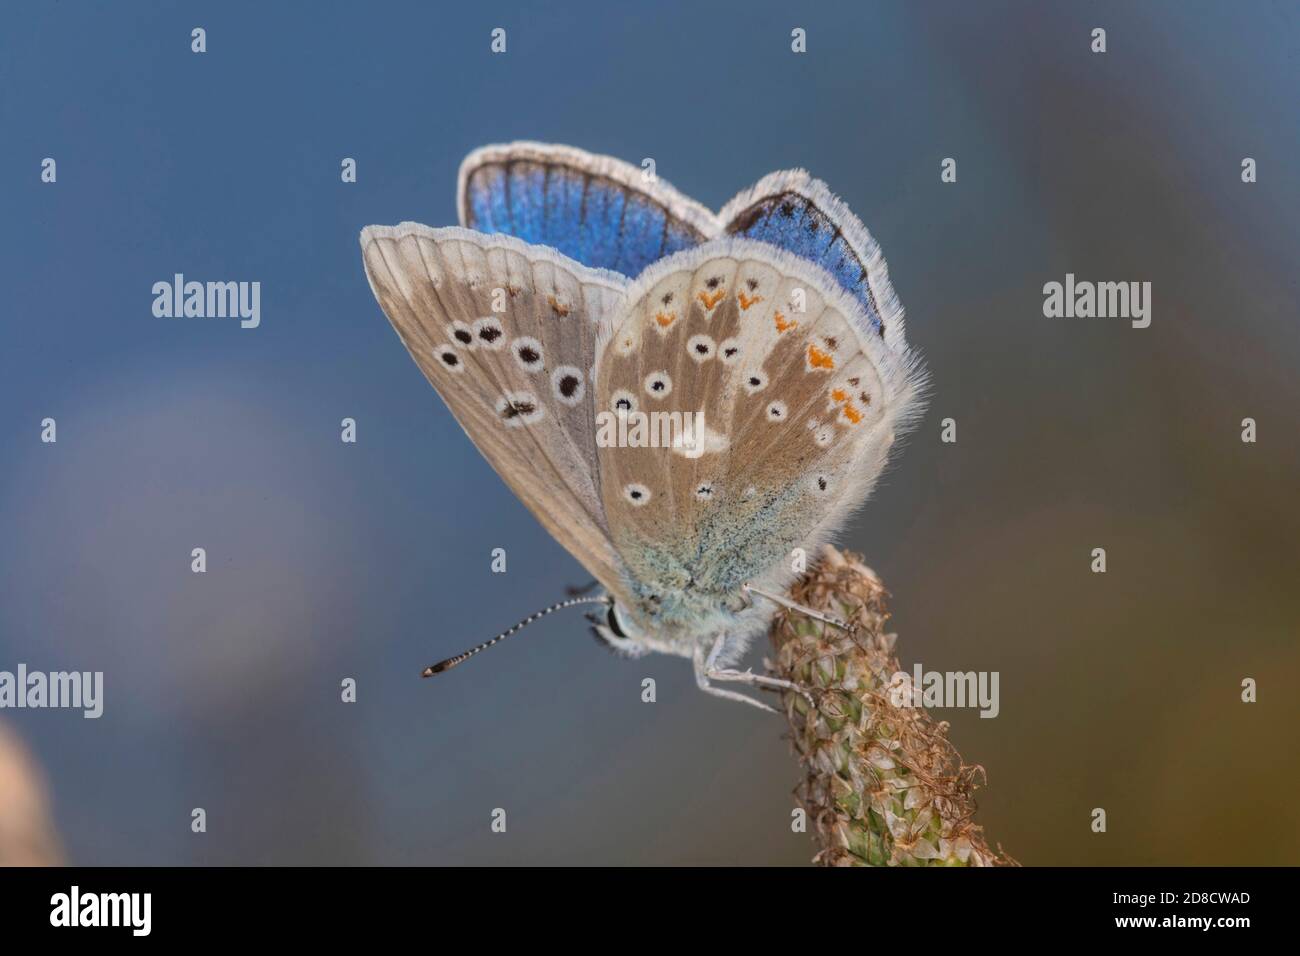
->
[719,172,895,337]
[457,146,903,343]
[459,144,716,277]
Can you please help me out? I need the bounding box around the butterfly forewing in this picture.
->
[458,142,719,276]
[361,224,632,591]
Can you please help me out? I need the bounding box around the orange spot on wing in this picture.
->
[738,292,763,310]
[547,295,571,317]
[829,386,862,424]
[774,311,797,333]
[697,289,726,310]
[807,345,835,370]
[655,311,677,328]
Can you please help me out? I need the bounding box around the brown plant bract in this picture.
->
[769,546,1014,867]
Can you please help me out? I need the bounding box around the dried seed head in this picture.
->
[769,545,1015,867]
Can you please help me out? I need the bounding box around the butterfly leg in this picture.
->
[697,678,780,712]
[696,681,774,712]
[743,583,852,631]
[707,666,812,705]
[692,638,778,713]
[704,634,817,705]
[694,635,814,711]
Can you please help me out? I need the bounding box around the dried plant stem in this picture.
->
[768,546,1012,866]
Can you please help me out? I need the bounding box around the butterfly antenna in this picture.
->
[743,583,852,631]
[422,596,612,677]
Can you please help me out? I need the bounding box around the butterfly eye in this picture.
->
[604,604,629,638]
[611,390,638,416]
[436,348,465,373]
[550,365,585,406]
[472,316,506,350]
[623,483,651,506]
[766,400,788,422]
[718,338,741,365]
[589,603,633,653]
[512,336,544,372]
[744,372,767,394]
[643,371,672,399]
[686,334,716,362]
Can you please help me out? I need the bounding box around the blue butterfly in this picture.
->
[362,142,925,710]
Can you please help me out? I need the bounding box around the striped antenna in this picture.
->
[422,596,612,677]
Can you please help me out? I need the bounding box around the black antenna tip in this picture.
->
[419,595,611,682]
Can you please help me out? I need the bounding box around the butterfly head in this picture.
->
[586,599,651,657]
[586,579,770,662]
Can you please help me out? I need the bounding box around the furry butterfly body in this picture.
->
[362,143,925,708]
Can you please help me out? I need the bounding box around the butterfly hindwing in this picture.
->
[719,171,907,351]
[592,239,924,621]
[361,224,632,590]
[458,142,718,277]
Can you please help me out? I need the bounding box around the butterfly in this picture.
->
[360,142,925,710]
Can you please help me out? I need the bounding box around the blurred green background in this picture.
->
[1,0,1296,864]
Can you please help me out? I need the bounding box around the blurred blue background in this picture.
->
[1,0,1297,864]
